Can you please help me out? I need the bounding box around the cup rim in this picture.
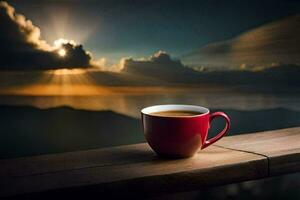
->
[141,104,209,118]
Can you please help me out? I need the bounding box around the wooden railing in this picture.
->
[0,127,299,198]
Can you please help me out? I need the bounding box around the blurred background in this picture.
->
[0,0,299,199]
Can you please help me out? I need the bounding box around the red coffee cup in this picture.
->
[141,104,230,158]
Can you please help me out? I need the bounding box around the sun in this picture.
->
[53,38,76,57]
[58,48,66,57]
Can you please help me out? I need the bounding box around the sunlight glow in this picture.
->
[54,38,76,48]
[49,68,87,76]
[58,48,66,57]
[35,68,101,96]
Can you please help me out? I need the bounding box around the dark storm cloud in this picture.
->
[121,51,197,81]
[182,15,300,70]
[0,1,91,70]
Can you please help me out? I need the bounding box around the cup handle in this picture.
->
[201,112,230,149]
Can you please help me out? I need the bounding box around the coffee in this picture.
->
[150,110,203,117]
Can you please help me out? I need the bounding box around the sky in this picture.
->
[0,0,299,96]
[183,15,300,68]
[6,0,300,63]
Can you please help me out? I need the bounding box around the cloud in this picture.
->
[121,51,197,80]
[182,15,300,70]
[120,51,300,87]
[90,57,127,72]
[0,1,92,70]
[0,1,299,90]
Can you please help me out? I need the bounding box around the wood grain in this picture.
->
[0,127,299,198]
[0,146,266,197]
[217,127,300,175]
[0,143,157,177]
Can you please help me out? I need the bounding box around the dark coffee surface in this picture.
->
[150,110,203,117]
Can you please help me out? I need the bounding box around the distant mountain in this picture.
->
[210,108,300,135]
[0,105,299,159]
[0,105,144,159]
